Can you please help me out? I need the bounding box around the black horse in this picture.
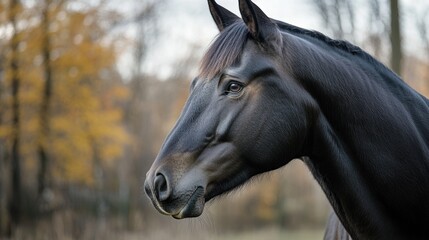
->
[144,0,429,239]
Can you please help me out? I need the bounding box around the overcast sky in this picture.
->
[117,0,429,80]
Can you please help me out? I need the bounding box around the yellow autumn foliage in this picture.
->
[0,2,129,186]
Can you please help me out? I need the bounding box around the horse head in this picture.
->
[144,0,317,219]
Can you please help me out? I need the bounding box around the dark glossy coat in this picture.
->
[145,1,429,239]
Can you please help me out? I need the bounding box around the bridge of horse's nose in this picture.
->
[154,172,172,202]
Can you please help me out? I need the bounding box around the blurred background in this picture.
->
[0,0,428,239]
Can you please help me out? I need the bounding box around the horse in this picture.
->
[144,0,429,239]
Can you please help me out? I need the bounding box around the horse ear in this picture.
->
[208,0,240,31]
[238,0,280,45]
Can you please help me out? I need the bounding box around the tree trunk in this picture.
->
[0,145,10,237]
[8,0,22,229]
[37,0,53,201]
[390,0,402,76]
[0,42,11,237]
[91,140,106,237]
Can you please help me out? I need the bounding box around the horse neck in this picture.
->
[282,33,429,239]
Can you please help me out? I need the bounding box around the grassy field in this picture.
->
[219,229,324,240]
[129,228,325,240]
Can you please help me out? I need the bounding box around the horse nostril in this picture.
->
[144,180,151,198]
[154,172,171,202]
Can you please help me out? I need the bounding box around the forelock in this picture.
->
[199,21,249,79]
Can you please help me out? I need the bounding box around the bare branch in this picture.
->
[416,9,429,59]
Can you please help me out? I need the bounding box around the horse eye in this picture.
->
[226,82,243,93]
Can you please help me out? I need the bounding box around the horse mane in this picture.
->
[199,21,248,79]
[274,21,402,80]
[200,18,401,83]
[275,21,362,55]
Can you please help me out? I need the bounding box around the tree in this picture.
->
[390,0,402,76]
[1,0,130,229]
[311,0,356,40]
[416,9,429,59]
[0,2,10,235]
[8,0,22,229]
[37,0,56,202]
[120,0,164,227]
[366,0,388,59]
[311,0,403,75]
[46,7,128,186]
[415,8,429,95]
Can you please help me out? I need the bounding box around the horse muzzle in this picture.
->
[144,142,246,219]
[144,164,206,219]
